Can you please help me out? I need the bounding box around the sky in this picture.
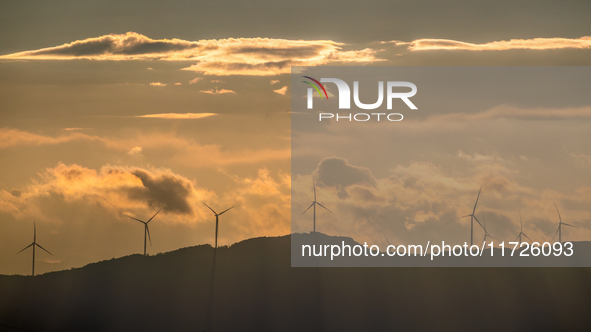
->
[1,0,591,274]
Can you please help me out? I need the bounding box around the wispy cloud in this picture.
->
[427,105,591,122]
[200,88,236,94]
[0,32,382,75]
[273,86,288,95]
[0,127,101,148]
[189,77,202,84]
[388,36,591,51]
[135,113,217,119]
[149,82,167,86]
[270,79,280,85]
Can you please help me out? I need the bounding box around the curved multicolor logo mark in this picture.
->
[302,76,329,100]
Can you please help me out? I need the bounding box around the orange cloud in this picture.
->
[0,127,101,148]
[135,113,217,119]
[0,32,382,76]
[391,36,591,51]
[0,128,290,166]
[273,86,288,95]
[200,88,236,94]
[149,82,167,86]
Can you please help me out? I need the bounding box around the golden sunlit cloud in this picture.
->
[0,32,382,75]
[270,79,280,85]
[0,127,101,148]
[0,128,289,166]
[387,36,591,51]
[200,88,235,94]
[273,86,288,95]
[127,146,143,155]
[189,77,202,84]
[149,82,167,86]
[135,113,217,119]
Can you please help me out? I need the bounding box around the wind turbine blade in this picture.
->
[203,203,217,215]
[522,234,533,242]
[146,225,152,246]
[147,208,162,223]
[554,203,562,224]
[218,206,235,215]
[514,234,521,242]
[302,202,314,214]
[472,186,482,214]
[16,243,34,255]
[562,223,576,228]
[519,211,523,232]
[382,233,391,246]
[127,216,146,224]
[34,221,36,242]
[552,226,560,240]
[316,202,332,213]
[313,180,316,201]
[450,215,472,222]
[473,215,485,230]
[35,243,53,256]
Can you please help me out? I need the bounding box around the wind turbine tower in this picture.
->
[553,203,575,244]
[127,209,161,256]
[514,211,533,245]
[203,203,234,249]
[454,187,485,246]
[17,221,52,276]
[302,181,331,233]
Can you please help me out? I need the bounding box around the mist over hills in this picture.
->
[1,234,590,331]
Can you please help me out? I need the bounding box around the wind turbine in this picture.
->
[552,203,575,244]
[481,216,499,246]
[453,186,485,246]
[203,203,234,249]
[514,211,533,245]
[127,209,161,256]
[17,221,52,276]
[302,181,331,233]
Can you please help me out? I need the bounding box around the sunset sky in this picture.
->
[1,0,591,274]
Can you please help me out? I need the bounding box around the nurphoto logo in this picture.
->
[303,76,418,122]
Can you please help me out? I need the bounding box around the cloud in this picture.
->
[210,80,225,83]
[273,86,288,95]
[200,88,236,94]
[0,32,382,76]
[189,77,203,84]
[135,113,217,119]
[0,128,290,167]
[313,157,376,188]
[270,79,280,85]
[127,146,142,156]
[0,163,214,220]
[174,82,182,85]
[0,127,101,149]
[149,82,167,86]
[427,105,591,122]
[388,36,591,51]
[293,157,591,246]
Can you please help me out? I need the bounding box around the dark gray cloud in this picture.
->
[314,157,376,188]
[128,169,193,214]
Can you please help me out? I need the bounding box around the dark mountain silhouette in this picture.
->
[1,233,591,331]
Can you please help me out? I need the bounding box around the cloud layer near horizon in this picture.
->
[390,36,591,51]
[0,32,381,75]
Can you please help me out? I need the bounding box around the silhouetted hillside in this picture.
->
[1,234,591,331]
